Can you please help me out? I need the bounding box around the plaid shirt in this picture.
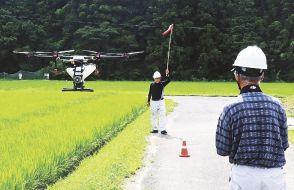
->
[216,85,289,168]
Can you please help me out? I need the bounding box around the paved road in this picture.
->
[126,96,294,190]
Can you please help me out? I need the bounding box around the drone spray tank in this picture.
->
[62,59,96,92]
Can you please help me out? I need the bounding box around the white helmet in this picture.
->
[233,46,267,70]
[153,71,161,79]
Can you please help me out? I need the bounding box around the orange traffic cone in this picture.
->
[179,140,190,157]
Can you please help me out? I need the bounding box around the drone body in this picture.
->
[63,60,96,92]
[13,50,144,92]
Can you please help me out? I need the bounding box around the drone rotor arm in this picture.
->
[58,50,75,54]
[82,50,98,54]
[35,51,52,54]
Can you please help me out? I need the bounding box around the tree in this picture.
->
[0,0,293,81]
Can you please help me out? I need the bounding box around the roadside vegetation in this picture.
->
[282,96,294,117]
[289,131,294,144]
[49,99,175,190]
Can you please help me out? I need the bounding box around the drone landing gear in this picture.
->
[62,81,94,92]
[62,88,94,92]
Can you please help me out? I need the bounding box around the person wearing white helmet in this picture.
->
[216,46,289,190]
[232,46,268,90]
[147,69,170,135]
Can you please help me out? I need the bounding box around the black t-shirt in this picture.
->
[148,76,171,102]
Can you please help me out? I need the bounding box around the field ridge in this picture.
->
[33,106,147,189]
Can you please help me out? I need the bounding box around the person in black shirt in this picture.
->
[147,69,171,135]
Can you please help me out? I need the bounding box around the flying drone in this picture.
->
[13,50,144,92]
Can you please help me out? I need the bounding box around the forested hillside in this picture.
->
[0,0,293,81]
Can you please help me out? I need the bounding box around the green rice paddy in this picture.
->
[0,80,293,189]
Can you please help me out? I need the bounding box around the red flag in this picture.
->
[161,24,174,37]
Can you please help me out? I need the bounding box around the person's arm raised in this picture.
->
[162,69,171,87]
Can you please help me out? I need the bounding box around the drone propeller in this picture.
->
[13,50,75,61]
[13,50,75,55]
[13,51,31,55]
[35,51,52,54]
[127,51,144,56]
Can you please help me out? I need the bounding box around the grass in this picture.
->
[2,80,292,116]
[0,82,147,189]
[0,80,293,189]
[0,80,294,96]
[282,96,294,117]
[169,82,294,97]
[289,130,294,143]
[49,100,175,190]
